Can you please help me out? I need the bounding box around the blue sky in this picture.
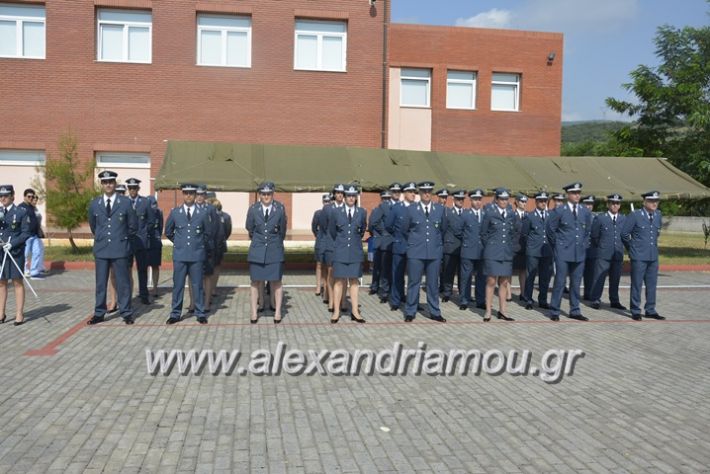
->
[391,0,709,122]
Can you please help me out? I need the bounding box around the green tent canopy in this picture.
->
[155,141,710,200]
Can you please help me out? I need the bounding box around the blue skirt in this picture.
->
[513,253,526,271]
[250,262,284,282]
[323,250,334,266]
[484,259,512,277]
[315,246,326,263]
[147,244,162,267]
[333,261,362,279]
[0,252,25,280]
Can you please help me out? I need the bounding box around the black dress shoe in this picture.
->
[496,311,514,321]
[569,313,589,321]
[404,315,414,322]
[368,289,378,295]
[430,315,446,323]
[187,307,195,314]
[197,317,208,325]
[124,316,135,325]
[351,315,366,323]
[459,304,468,310]
[591,302,601,310]
[631,314,642,321]
[390,305,399,311]
[539,303,550,310]
[441,296,450,303]
[379,297,388,304]
[87,316,105,325]
[610,302,627,310]
[525,303,533,310]
[140,297,151,305]
[166,316,180,325]
[549,314,560,321]
[644,313,665,320]
[476,303,486,310]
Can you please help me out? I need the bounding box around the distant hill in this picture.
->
[562,121,627,143]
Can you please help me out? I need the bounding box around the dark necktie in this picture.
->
[425,206,429,218]
[131,198,136,209]
[477,211,481,223]
[613,215,617,225]
[540,211,545,222]
[187,207,192,221]
[649,213,653,224]
[265,208,269,221]
[348,209,352,223]
[502,210,506,219]
[106,198,111,215]
[572,204,577,219]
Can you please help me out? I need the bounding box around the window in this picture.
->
[400,68,431,108]
[446,71,476,110]
[294,20,346,72]
[0,4,45,59]
[0,149,45,166]
[197,14,251,68]
[97,9,151,63]
[96,152,150,168]
[491,73,520,111]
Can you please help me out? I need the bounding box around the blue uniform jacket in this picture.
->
[621,209,661,261]
[401,202,446,260]
[89,195,138,259]
[165,205,212,263]
[591,212,626,261]
[443,207,465,254]
[480,204,520,261]
[0,204,32,257]
[328,205,367,263]
[546,203,593,263]
[245,201,287,265]
[129,195,154,251]
[586,213,599,259]
[385,201,411,255]
[311,208,324,254]
[367,204,384,250]
[17,202,39,236]
[521,210,553,258]
[460,208,485,260]
[150,207,164,245]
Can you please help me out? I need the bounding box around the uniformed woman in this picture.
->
[480,188,520,321]
[246,182,287,324]
[328,184,366,323]
[0,185,31,325]
[312,193,331,298]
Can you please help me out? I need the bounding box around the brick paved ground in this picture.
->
[0,269,709,473]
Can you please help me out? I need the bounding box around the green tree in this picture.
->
[44,132,97,252]
[606,8,710,186]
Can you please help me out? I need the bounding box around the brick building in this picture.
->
[0,0,562,236]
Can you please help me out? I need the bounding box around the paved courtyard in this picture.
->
[0,269,709,473]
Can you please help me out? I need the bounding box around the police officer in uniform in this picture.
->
[194,185,218,312]
[590,193,627,311]
[311,193,331,298]
[510,193,528,301]
[546,182,593,321]
[165,184,212,325]
[435,189,449,207]
[581,195,598,301]
[0,185,32,325]
[385,182,417,311]
[374,183,400,303]
[246,182,287,324]
[125,178,154,304]
[401,181,446,322]
[621,191,665,320]
[521,192,553,310]
[367,190,390,296]
[459,188,486,311]
[147,195,163,298]
[441,190,465,303]
[480,188,519,321]
[328,184,367,323]
[324,184,346,313]
[88,171,138,325]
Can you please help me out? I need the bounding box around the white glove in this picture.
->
[2,242,11,252]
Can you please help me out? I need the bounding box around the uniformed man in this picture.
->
[311,193,331,298]
[246,182,287,323]
[435,189,449,206]
[328,184,367,323]
[546,182,593,321]
[440,190,465,303]
[125,178,154,305]
[581,195,598,301]
[510,193,528,301]
[459,188,486,310]
[165,183,212,324]
[480,188,519,321]
[194,185,218,312]
[147,195,163,298]
[324,184,346,313]
[374,183,400,303]
[367,190,391,296]
[590,193,626,311]
[401,181,446,322]
[209,197,231,296]
[385,181,416,311]
[550,193,565,211]
[87,171,137,325]
[521,191,553,310]
[0,184,32,325]
[621,191,665,320]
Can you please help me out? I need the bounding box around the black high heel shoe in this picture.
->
[274,317,282,324]
[496,311,514,321]
[14,318,25,326]
[483,314,492,322]
[0,314,6,324]
[351,314,366,323]
[330,316,340,324]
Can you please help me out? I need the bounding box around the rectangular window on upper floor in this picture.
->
[97,9,151,64]
[400,68,431,108]
[491,72,520,112]
[294,19,347,72]
[0,3,45,59]
[197,14,251,68]
[447,71,477,110]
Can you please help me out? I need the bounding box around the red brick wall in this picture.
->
[388,24,563,157]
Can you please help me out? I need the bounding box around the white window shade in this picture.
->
[447,70,476,109]
[400,69,431,107]
[197,14,251,68]
[97,9,152,63]
[0,4,45,59]
[491,73,520,111]
[294,20,347,72]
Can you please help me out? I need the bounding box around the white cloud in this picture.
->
[562,112,584,122]
[455,8,512,29]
